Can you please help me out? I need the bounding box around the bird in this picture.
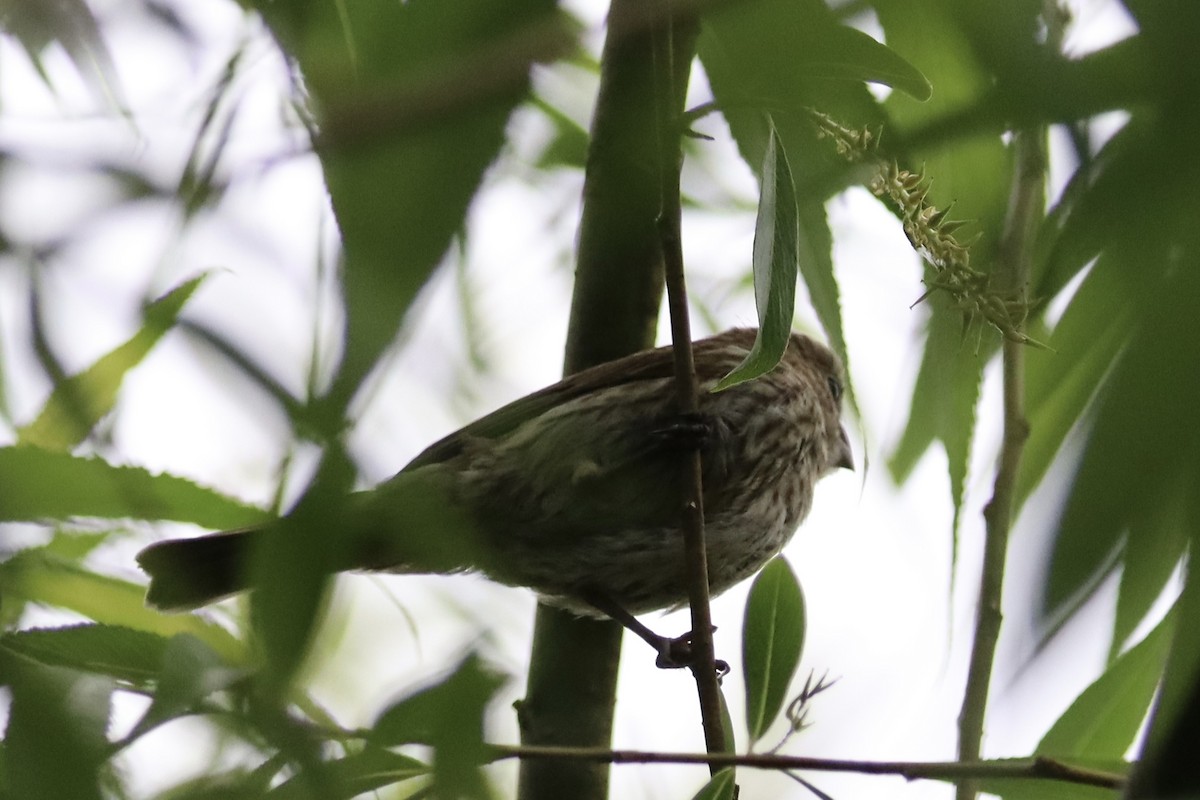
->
[138,328,852,668]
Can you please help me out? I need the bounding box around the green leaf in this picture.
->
[742,557,805,743]
[265,747,428,800]
[0,623,168,685]
[249,449,354,697]
[0,550,244,663]
[877,0,1011,537]
[1016,253,1137,507]
[700,0,877,376]
[126,634,249,743]
[1112,482,1188,659]
[0,446,267,528]
[248,0,569,414]
[1038,608,1173,758]
[372,652,506,800]
[0,0,125,109]
[715,121,798,391]
[1046,257,1200,628]
[809,25,931,101]
[977,757,1127,800]
[18,275,207,451]
[1,649,113,800]
[690,768,737,800]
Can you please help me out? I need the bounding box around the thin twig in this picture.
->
[955,5,1057,796]
[490,745,1126,790]
[651,0,725,764]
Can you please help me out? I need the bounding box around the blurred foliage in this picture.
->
[0,0,1197,798]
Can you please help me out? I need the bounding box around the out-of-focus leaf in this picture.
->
[0,446,266,528]
[1038,607,1173,758]
[18,275,207,451]
[1017,254,1135,507]
[1046,255,1200,628]
[887,293,988,529]
[0,623,168,685]
[742,557,805,743]
[0,0,126,108]
[1,649,112,800]
[372,652,505,800]
[716,121,798,391]
[125,634,248,743]
[1126,535,1200,799]
[1112,480,1187,660]
[0,550,244,663]
[876,0,1010,543]
[249,449,352,697]
[265,747,428,800]
[245,0,570,415]
[532,96,589,171]
[690,768,737,800]
[976,758,1127,800]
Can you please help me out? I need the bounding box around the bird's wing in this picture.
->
[405,330,756,470]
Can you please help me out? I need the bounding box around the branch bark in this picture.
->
[955,30,1050,798]
[499,745,1126,791]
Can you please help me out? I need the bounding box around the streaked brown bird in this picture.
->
[138,328,852,667]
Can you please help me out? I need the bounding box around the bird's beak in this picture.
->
[835,425,854,471]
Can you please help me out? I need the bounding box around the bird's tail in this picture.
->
[138,465,485,612]
[138,529,257,611]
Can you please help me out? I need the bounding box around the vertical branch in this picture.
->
[955,25,1051,797]
[650,1,726,763]
[516,2,700,799]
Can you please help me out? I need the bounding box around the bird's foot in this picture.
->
[650,412,713,450]
[654,628,730,680]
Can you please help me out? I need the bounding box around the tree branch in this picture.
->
[495,745,1126,790]
[955,6,1055,795]
[650,0,725,765]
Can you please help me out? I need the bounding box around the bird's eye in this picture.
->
[827,376,843,402]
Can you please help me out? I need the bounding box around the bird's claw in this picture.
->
[654,628,729,681]
[651,412,713,450]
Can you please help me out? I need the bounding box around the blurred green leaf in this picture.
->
[1046,253,1200,628]
[0,446,267,528]
[1017,254,1137,507]
[1123,497,1200,798]
[742,556,805,743]
[877,0,1010,538]
[245,0,570,414]
[372,652,505,799]
[266,747,428,800]
[249,449,353,698]
[0,550,244,663]
[1038,607,1173,758]
[18,275,207,451]
[0,623,168,685]
[533,96,589,171]
[0,0,125,108]
[1113,488,1187,659]
[1,649,112,800]
[126,634,249,743]
[690,768,737,800]
[979,758,1126,800]
[715,121,798,391]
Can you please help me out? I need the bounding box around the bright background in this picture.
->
[0,1,1143,797]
